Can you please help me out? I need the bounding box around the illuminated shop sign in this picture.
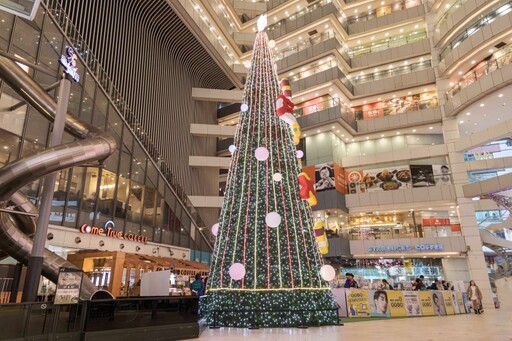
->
[80,221,148,244]
[59,47,80,82]
[368,244,444,252]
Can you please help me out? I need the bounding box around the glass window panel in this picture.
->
[161,202,172,244]
[79,74,95,123]
[98,169,117,219]
[20,179,39,204]
[127,179,143,224]
[125,221,139,235]
[11,19,39,62]
[142,183,156,227]
[123,125,133,152]
[106,103,122,145]
[92,89,108,130]
[0,88,26,136]
[78,167,99,228]
[146,162,158,189]
[0,128,20,166]
[50,169,69,225]
[140,226,152,240]
[115,174,129,220]
[155,192,163,228]
[180,235,190,249]
[39,16,63,72]
[63,166,83,228]
[24,107,49,144]
[21,138,44,157]
[0,11,13,51]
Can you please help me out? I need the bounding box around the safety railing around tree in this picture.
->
[351,60,432,84]
[447,48,512,97]
[348,31,427,58]
[439,1,512,61]
[293,97,356,129]
[43,0,212,249]
[354,97,438,120]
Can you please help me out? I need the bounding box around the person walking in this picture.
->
[466,280,483,314]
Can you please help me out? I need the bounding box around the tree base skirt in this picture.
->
[200,289,339,327]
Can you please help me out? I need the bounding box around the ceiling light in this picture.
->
[479,103,484,107]
[458,71,463,75]
[489,49,493,53]
[412,129,416,132]
[317,130,320,133]
[381,134,384,137]
[459,120,464,124]
[471,60,476,64]
[351,139,355,141]
[385,32,389,36]
[396,132,400,135]
[400,28,403,32]
[429,126,433,130]
[498,93,503,97]
[428,208,432,210]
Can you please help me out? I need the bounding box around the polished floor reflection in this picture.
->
[199,278,512,341]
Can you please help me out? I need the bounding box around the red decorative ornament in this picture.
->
[298,172,318,206]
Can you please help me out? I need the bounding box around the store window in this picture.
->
[50,170,69,225]
[80,167,99,226]
[64,167,84,228]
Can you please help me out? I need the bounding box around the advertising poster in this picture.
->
[332,288,348,317]
[301,165,316,191]
[314,162,335,191]
[333,163,347,194]
[461,292,472,313]
[419,291,435,316]
[346,170,364,194]
[54,267,83,305]
[345,289,370,317]
[451,291,461,314]
[403,291,422,316]
[432,165,451,186]
[387,290,407,317]
[442,291,455,315]
[362,165,412,192]
[411,165,435,187]
[432,291,447,316]
[369,290,391,317]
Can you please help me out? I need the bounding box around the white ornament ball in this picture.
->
[228,145,237,154]
[254,147,269,161]
[229,263,246,280]
[211,223,219,237]
[320,265,336,281]
[241,103,249,112]
[243,60,251,68]
[269,40,276,48]
[273,173,282,182]
[296,150,304,158]
[265,212,281,227]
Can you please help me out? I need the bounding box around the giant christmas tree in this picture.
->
[202,16,338,327]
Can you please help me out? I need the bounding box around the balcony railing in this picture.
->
[294,97,356,129]
[433,0,469,36]
[447,48,512,97]
[349,31,427,58]
[351,60,432,84]
[346,0,423,26]
[44,0,212,249]
[354,97,438,120]
[439,1,512,61]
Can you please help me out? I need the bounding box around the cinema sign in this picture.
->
[80,220,148,244]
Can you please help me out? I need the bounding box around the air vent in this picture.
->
[495,42,506,49]
[308,29,318,36]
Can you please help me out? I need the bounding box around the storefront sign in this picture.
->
[368,244,444,252]
[422,218,451,226]
[59,47,80,82]
[80,220,148,243]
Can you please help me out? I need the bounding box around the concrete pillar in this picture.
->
[109,251,125,298]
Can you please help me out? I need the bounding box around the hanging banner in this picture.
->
[387,290,407,317]
[403,291,422,316]
[54,267,83,305]
[419,291,435,316]
[346,289,370,317]
[314,162,335,191]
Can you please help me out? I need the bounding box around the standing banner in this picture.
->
[345,289,370,317]
[442,291,455,315]
[332,288,348,317]
[432,291,447,316]
[54,267,83,305]
[461,292,472,313]
[419,291,435,316]
[456,292,466,314]
[387,290,407,317]
[403,291,422,316]
[450,291,460,314]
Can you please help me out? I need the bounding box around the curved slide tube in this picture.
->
[0,55,118,299]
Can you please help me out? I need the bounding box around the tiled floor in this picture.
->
[199,279,512,341]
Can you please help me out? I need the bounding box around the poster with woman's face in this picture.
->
[315,162,335,191]
[432,165,451,185]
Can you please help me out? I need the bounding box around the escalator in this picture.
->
[0,55,117,299]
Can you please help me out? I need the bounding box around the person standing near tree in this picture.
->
[466,280,483,314]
